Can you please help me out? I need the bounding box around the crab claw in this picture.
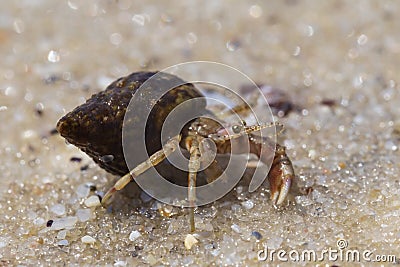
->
[268,145,294,205]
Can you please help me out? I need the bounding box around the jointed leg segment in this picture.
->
[101,135,181,206]
[186,137,201,232]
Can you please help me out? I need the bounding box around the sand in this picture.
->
[0,1,399,266]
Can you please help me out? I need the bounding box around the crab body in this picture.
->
[57,71,295,232]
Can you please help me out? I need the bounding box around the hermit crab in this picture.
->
[57,71,294,232]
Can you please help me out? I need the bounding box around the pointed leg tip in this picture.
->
[189,207,196,233]
[271,175,293,206]
[101,187,117,207]
[270,191,278,204]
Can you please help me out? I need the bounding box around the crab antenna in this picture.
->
[208,121,284,142]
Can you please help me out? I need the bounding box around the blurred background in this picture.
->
[0,1,399,265]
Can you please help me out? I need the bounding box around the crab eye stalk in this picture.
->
[231,125,242,134]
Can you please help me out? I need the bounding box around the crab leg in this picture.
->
[269,145,293,205]
[249,134,294,205]
[208,123,293,206]
[186,137,201,232]
[101,135,181,206]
